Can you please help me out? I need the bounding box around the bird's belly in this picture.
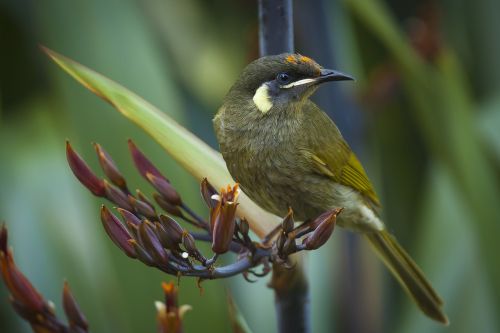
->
[227,152,382,231]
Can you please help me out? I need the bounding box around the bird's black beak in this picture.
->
[316,69,354,84]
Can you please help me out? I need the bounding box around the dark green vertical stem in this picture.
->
[258,0,294,55]
[257,2,310,333]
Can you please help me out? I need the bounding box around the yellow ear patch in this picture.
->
[300,55,313,63]
[253,83,273,113]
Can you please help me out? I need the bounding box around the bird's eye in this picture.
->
[276,72,292,85]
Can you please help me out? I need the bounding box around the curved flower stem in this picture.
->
[159,248,270,279]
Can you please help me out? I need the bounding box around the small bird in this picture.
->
[213,53,448,324]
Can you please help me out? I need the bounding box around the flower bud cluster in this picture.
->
[66,141,342,280]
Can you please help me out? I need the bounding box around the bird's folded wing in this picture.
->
[301,147,381,209]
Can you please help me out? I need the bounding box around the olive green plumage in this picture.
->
[213,53,448,324]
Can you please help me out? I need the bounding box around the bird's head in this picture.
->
[227,53,353,114]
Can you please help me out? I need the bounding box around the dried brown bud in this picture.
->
[103,180,133,211]
[281,207,294,233]
[100,206,136,258]
[158,215,184,244]
[282,235,297,256]
[66,141,105,197]
[303,208,341,250]
[276,232,286,253]
[139,221,168,264]
[156,282,191,333]
[128,139,164,180]
[62,281,88,330]
[146,173,182,206]
[0,250,45,313]
[211,184,239,254]
[94,143,126,190]
[200,178,218,209]
[154,194,184,218]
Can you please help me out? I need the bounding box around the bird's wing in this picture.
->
[299,105,381,208]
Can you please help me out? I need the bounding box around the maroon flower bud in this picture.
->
[182,232,197,256]
[303,208,342,250]
[136,190,155,209]
[100,206,136,258]
[139,221,168,264]
[158,215,184,244]
[129,195,156,218]
[128,139,164,180]
[0,224,7,254]
[211,184,240,254]
[154,222,181,251]
[0,251,45,313]
[62,281,88,330]
[154,194,184,218]
[117,208,142,227]
[103,180,133,211]
[282,235,297,255]
[276,232,286,253]
[200,178,218,209]
[146,173,182,206]
[128,239,154,266]
[66,141,105,197]
[281,207,294,233]
[94,143,126,190]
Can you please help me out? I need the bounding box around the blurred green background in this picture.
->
[1,0,499,332]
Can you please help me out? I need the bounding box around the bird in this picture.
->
[213,53,448,324]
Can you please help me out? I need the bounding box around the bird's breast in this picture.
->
[217,123,330,220]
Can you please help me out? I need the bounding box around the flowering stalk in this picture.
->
[66,141,342,280]
[0,224,88,333]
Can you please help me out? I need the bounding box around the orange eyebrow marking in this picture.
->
[286,55,298,64]
[300,55,313,63]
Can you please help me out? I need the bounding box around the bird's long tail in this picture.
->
[365,229,449,324]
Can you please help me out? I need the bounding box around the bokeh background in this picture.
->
[1,0,500,332]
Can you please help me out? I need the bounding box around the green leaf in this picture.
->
[227,293,253,333]
[42,47,278,237]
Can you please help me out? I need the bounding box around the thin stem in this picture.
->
[180,203,209,229]
[160,248,270,279]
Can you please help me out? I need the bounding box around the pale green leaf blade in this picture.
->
[43,47,278,237]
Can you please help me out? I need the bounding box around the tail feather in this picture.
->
[365,230,449,325]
